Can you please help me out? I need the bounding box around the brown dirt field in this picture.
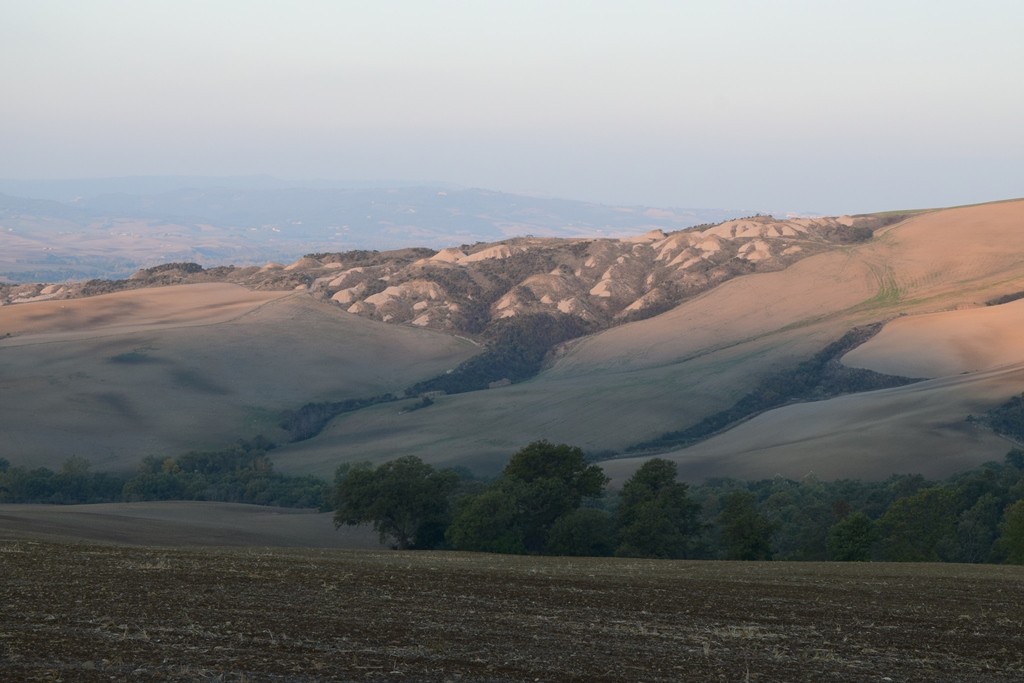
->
[1,541,1022,682]
[0,502,382,549]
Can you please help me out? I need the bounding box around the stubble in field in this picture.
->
[2,541,1023,681]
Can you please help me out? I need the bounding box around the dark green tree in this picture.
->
[876,487,958,562]
[954,493,1003,563]
[333,456,459,550]
[446,482,528,554]
[996,499,1024,564]
[616,458,701,559]
[448,442,607,554]
[500,441,608,553]
[826,511,874,561]
[53,456,93,503]
[1006,449,1024,470]
[546,508,618,557]
[719,490,775,560]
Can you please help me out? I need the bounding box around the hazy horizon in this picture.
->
[4,1,1021,215]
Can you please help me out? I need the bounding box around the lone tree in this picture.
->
[616,458,701,559]
[333,456,459,550]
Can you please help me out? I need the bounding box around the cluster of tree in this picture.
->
[138,262,205,275]
[333,444,1024,564]
[307,248,437,268]
[629,324,920,453]
[333,442,771,559]
[334,442,613,554]
[80,278,135,296]
[0,438,329,509]
[985,290,1024,306]
[79,263,210,296]
[978,392,1024,442]
[0,455,125,505]
[815,223,875,244]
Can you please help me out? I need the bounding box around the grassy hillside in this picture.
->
[0,284,477,471]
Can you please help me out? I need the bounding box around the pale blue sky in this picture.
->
[3,1,1022,213]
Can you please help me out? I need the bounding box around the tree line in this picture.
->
[333,442,1024,564]
[5,438,1024,564]
[0,438,329,509]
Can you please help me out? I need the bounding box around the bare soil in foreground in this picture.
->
[0,502,382,549]
[2,540,1023,682]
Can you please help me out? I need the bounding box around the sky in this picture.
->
[3,1,1022,214]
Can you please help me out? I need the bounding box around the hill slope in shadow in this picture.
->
[0,283,477,470]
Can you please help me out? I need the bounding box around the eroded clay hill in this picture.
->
[3,215,874,336]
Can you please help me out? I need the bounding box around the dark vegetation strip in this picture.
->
[4,438,1024,565]
[986,290,1024,306]
[333,442,1024,564]
[407,312,593,396]
[626,323,922,454]
[279,394,397,442]
[0,438,330,509]
[973,391,1024,442]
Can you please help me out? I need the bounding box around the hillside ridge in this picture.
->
[2,213,878,339]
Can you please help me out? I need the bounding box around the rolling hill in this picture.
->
[0,283,477,471]
[3,198,1024,484]
[265,200,1024,480]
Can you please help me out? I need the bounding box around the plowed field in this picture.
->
[2,541,1022,681]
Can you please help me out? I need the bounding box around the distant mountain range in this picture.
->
[0,176,752,283]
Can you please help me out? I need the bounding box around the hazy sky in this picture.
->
[3,1,1022,213]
